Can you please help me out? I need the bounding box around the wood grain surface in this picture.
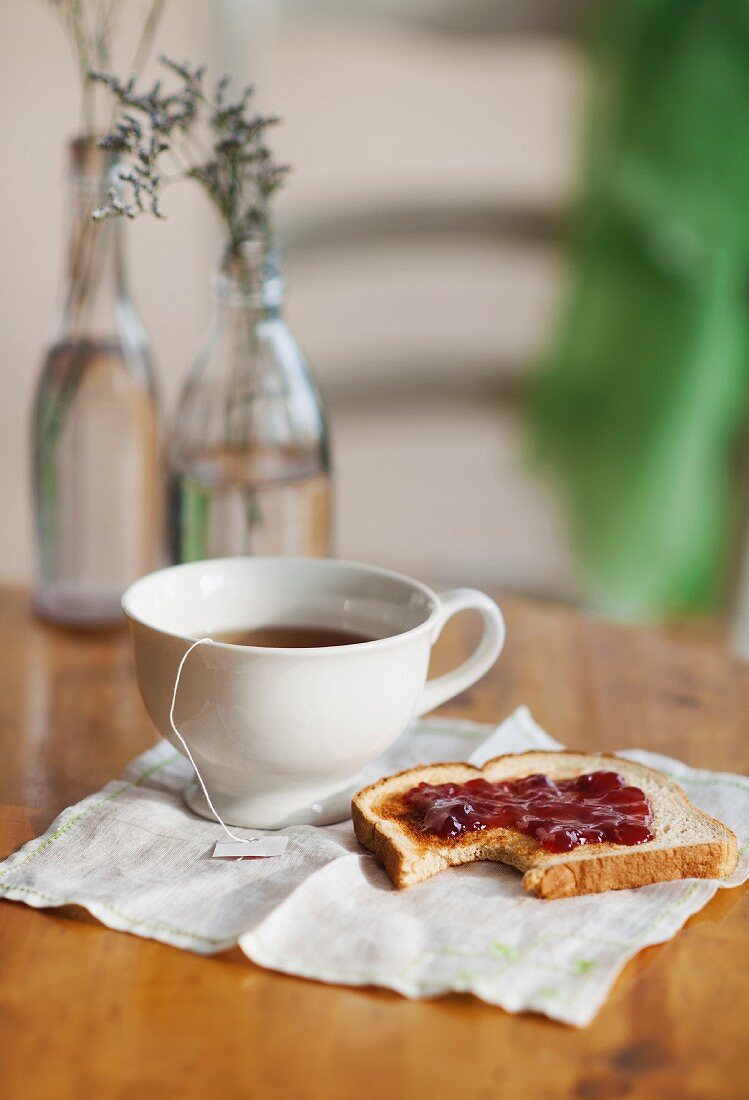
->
[0,587,747,1100]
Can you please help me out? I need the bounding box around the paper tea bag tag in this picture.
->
[213,837,289,859]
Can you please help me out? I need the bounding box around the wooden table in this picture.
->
[1,587,747,1099]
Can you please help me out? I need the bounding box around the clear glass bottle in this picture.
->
[166,241,331,562]
[32,138,159,627]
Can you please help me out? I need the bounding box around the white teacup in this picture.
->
[122,557,505,828]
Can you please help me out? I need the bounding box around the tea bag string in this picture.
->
[169,637,248,844]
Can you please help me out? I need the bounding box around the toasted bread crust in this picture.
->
[351,799,410,887]
[352,750,739,899]
[523,839,736,899]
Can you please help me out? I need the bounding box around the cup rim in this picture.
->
[121,556,442,654]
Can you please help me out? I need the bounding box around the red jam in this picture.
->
[403,771,654,853]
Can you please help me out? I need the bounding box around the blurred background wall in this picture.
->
[2,1,586,593]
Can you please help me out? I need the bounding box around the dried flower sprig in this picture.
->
[90,56,291,252]
[42,0,167,135]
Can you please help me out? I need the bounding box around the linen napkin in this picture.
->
[1,707,747,1026]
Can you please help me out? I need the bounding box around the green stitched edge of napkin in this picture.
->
[0,883,227,948]
[0,750,179,882]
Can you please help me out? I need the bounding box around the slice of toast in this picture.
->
[352,751,738,899]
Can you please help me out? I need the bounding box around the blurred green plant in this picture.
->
[533,0,749,622]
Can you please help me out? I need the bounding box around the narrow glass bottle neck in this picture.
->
[212,242,284,325]
[213,287,282,323]
[58,139,128,336]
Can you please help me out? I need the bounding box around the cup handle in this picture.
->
[414,589,505,717]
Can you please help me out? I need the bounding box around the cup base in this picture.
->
[183,779,355,829]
